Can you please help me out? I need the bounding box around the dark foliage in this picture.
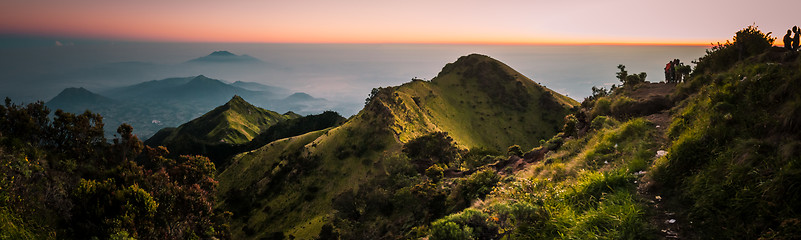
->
[0,99,230,239]
[403,132,460,171]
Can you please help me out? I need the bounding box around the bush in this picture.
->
[447,169,500,211]
[591,97,612,119]
[425,165,444,182]
[590,116,610,130]
[562,114,579,137]
[430,220,474,240]
[506,145,523,157]
[694,25,775,74]
[610,96,637,118]
[403,132,460,168]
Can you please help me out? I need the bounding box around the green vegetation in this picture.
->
[428,117,660,239]
[215,54,577,239]
[149,95,296,145]
[418,25,796,239]
[0,99,229,239]
[651,26,801,239]
[145,95,306,165]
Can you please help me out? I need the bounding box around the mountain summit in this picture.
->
[216,54,578,239]
[147,95,297,146]
[187,51,262,63]
[145,95,299,164]
[46,87,117,113]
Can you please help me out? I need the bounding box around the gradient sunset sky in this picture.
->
[1,0,798,45]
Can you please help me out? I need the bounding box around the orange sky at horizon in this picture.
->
[1,0,798,46]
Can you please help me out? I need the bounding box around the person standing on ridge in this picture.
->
[784,29,793,50]
[671,59,678,83]
[794,26,800,51]
[665,61,673,82]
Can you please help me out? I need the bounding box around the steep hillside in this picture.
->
[216,54,578,239]
[375,54,577,150]
[145,95,298,161]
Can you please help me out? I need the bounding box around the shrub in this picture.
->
[694,25,775,74]
[506,145,523,157]
[403,132,460,168]
[425,165,444,182]
[610,96,637,118]
[591,97,612,119]
[562,114,579,137]
[589,116,609,130]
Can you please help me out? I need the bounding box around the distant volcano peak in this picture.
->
[187,51,262,63]
[209,50,236,56]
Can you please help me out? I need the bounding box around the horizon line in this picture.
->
[1,33,715,47]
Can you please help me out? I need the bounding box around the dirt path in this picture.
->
[633,82,697,239]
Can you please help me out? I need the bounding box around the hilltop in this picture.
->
[46,87,118,113]
[145,95,298,162]
[186,50,262,63]
[216,54,578,239]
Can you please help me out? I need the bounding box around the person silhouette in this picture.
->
[794,26,800,51]
[785,29,793,50]
[664,61,672,82]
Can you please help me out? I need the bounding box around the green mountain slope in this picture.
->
[145,95,298,158]
[216,54,578,239]
[377,54,577,150]
[420,26,801,240]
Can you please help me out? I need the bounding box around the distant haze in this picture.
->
[0,42,706,115]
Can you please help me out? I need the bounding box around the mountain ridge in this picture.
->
[216,53,578,239]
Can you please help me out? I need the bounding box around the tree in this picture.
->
[616,65,646,86]
[403,132,460,169]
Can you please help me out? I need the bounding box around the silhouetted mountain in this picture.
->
[45,75,336,140]
[101,76,195,100]
[231,81,291,97]
[186,51,262,63]
[283,92,317,102]
[46,87,117,113]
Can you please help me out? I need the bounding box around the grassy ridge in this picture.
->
[145,95,298,161]
[377,54,577,151]
[215,54,577,239]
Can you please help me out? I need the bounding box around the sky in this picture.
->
[2,0,798,45]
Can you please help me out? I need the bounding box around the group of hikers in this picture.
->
[664,59,684,83]
[784,26,801,51]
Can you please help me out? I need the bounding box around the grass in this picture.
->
[433,117,661,239]
[389,54,577,152]
[0,207,40,240]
